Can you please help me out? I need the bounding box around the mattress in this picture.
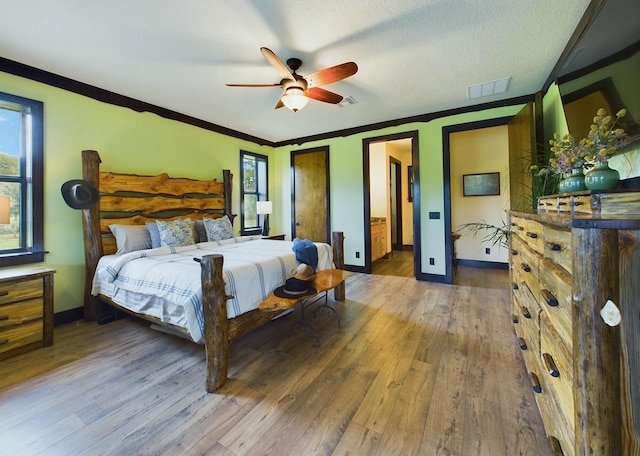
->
[91,236,334,342]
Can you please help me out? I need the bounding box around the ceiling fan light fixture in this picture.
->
[281,87,309,112]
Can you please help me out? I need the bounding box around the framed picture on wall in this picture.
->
[462,172,500,196]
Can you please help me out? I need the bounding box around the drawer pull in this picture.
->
[541,289,559,307]
[530,372,542,393]
[573,201,584,206]
[518,337,527,350]
[511,249,518,256]
[512,315,519,324]
[517,226,524,231]
[0,315,8,320]
[525,232,538,239]
[543,353,560,377]
[511,282,519,290]
[0,291,8,297]
[521,306,531,319]
[549,436,564,455]
[549,243,562,251]
[520,263,531,273]
[0,339,8,345]
[557,201,567,206]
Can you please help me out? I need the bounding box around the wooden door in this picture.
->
[291,147,330,242]
[508,101,535,211]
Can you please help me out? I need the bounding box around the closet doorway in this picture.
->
[363,131,418,277]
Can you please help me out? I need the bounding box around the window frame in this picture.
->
[0,91,44,267]
[240,151,268,236]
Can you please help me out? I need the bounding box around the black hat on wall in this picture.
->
[61,179,99,209]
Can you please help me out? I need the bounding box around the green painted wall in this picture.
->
[1,68,526,314]
[274,105,524,275]
[1,71,272,313]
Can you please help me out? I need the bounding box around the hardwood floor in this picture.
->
[0,270,551,456]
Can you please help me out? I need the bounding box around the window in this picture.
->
[240,151,268,235]
[0,92,44,267]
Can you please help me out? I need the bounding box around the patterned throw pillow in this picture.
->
[156,218,195,247]
[203,215,234,241]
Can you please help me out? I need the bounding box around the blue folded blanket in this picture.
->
[292,238,318,272]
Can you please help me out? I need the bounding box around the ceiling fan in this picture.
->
[226,47,358,112]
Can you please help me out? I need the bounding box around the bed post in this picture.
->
[332,231,345,301]
[200,254,229,392]
[222,169,235,223]
[81,149,104,321]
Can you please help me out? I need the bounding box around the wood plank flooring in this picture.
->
[0,268,551,456]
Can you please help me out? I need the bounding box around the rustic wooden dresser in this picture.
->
[0,267,55,360]
[509,190,639,455]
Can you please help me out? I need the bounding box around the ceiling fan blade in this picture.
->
[260,47,295,81]
[275,99,285,109]
[305,87,343,104]
[226,83,282,87]
[305,62,358,87]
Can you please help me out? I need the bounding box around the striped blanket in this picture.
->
[91,236,334,342]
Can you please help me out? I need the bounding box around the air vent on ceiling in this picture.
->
[467,77,511,99]
[338,96,357,107]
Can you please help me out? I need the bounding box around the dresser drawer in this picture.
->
[542,225,572,274]
[0,320,43,354]
[515,282,541,355]
[0,278,43,305]
[0,298,43,329]
[538,259,572,347]
[540,313,574,435]
[511,236,540,298]
[511,216,544,253]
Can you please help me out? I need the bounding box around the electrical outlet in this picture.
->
[485,247,491,254]
[355,251,360,258]
[429,257,435,265]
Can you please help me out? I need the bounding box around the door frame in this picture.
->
[442,116,512,283]
[389,156,403,250]
[362,130,419,275]
[290,146,331,242]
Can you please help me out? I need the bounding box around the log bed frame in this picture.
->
[79,149,345,392]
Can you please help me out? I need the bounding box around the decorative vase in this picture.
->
[558,168,586,193]
[585,160,620,191]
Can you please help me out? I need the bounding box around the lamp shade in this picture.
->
[281,87,309,112]
[0,195,9,224]
[256,200,272,215]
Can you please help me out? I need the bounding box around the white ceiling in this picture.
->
[0,0,601,143]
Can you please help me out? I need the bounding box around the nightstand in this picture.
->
[262,234,286,240]
[0,267,55,360]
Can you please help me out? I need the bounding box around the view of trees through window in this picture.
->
[0,92,43,266]
[240,151,267,234]
[0,104,23,251]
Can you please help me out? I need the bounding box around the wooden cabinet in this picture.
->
[0,267,55,360]
[509,190,639,456]
[371,218,387,262]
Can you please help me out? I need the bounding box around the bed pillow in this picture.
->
[109,224,152,255]
[194,219,207,243]
[146,221,161,248]
[203,215,234,241]
[156,218,195,247]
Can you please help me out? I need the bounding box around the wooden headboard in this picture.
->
[80,149,234,319]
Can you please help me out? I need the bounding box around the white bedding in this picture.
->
[91,236,334,342]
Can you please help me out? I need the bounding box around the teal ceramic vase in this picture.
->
[585,160,620,191]
[558,168,586,193]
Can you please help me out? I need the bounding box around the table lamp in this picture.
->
[256,201,272,236]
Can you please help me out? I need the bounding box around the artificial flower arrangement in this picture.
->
[580,108,631,164]
[548,108,631,175]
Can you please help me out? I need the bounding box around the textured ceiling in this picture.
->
[0,0,599,143]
